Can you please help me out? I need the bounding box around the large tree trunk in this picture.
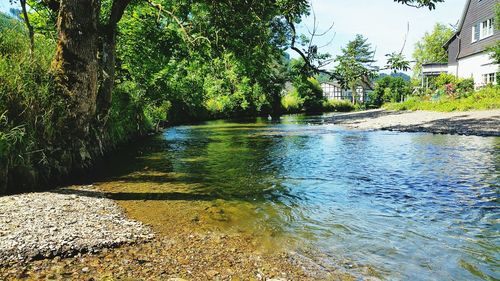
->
[52,0,101,138]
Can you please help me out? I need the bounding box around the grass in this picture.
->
[322,99,355,112]
[383,86,500,112]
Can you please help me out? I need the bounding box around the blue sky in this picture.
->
[2,0,466,71]
[294,0,467,71]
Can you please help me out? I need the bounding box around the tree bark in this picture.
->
[351,85,357,105]
[52,0,100,138]
[96,0,131,121]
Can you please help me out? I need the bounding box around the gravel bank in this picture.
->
[327,109,500,136]
[0,186,154,265]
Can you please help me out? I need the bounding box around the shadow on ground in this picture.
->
[382,116,500,137]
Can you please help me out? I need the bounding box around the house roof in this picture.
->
[443,0,471,49]
[457,0,472,33]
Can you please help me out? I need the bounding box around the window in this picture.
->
[472,24,479,42]
[473,18,495,42]
[482,73,497,85]
[480,18,494,39]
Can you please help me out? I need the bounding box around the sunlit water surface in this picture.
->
[100,114,499,280]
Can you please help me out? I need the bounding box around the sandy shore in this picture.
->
[326,109,500,137]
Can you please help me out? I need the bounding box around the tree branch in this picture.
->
[19,0,35,56]
[108,0,132,28]
[145,0,210,46]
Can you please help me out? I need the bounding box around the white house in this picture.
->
[441,0,498,87]
[321,81,373,103]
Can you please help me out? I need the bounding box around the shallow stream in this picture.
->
[97,114,499,280]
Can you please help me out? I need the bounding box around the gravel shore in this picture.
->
[0,184,359,280]
[327,109,500,136]
[0,186,154,265]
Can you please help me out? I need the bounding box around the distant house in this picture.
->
[321,80,373,103]
[428,0,499,88]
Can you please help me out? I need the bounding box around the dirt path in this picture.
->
[326,109,500,137]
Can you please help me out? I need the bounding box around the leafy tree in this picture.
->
[289,58,324,112]
[370,76,411,107]
[412,23,454,76]
[0,0,447,192]
[334,34,377,104]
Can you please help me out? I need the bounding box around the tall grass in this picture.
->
[0,13,60,191]
[0,14,152,192]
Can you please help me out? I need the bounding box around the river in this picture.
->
[97,113,499,280]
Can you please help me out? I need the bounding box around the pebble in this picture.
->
[0,186,154,265]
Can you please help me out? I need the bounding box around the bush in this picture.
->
[322,99,354,112]
[369,76,411,108]
[384,85,500,112]
[434,73,458,88]
[292,77,324,112]
[281,89,304,113]
[456,78,474,94]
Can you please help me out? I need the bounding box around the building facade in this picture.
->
[321,82,371,103]
[443,0,499,87]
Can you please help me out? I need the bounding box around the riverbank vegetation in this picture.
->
[0,0,469,193]
[384,85,500,112]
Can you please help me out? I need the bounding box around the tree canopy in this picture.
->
[1,0,447,192]
[412,23,454,76]
[334,34,377,103]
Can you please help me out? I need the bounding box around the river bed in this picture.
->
[91,113,499,280]
[3,113,497,280]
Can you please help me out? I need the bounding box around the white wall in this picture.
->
[447,65,458,76]
[455,52,499,87]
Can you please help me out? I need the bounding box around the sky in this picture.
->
[293,0,467,71]
[1,0,466,71]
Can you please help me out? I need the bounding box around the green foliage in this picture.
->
[384,85,500,112]
[370,76,412,107]
[385,52,411,72]
[281,90,304,113]
[434,73,458,88]
[412,23,454,76]
[288,58,325,112]
[334,34,377,102]
[322,99,354,112]
[431,73,474,98]
[0,13,61,190]
[107,82,151,143]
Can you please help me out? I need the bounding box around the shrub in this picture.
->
[369,76,411,108]
[322,99,354,112]
[384,85,500,112]
[292,77,324,112]
[281,89,304,113]
[456,78,474,94]
[434,73,458,88]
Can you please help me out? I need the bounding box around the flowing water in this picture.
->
[98,114,499,280]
